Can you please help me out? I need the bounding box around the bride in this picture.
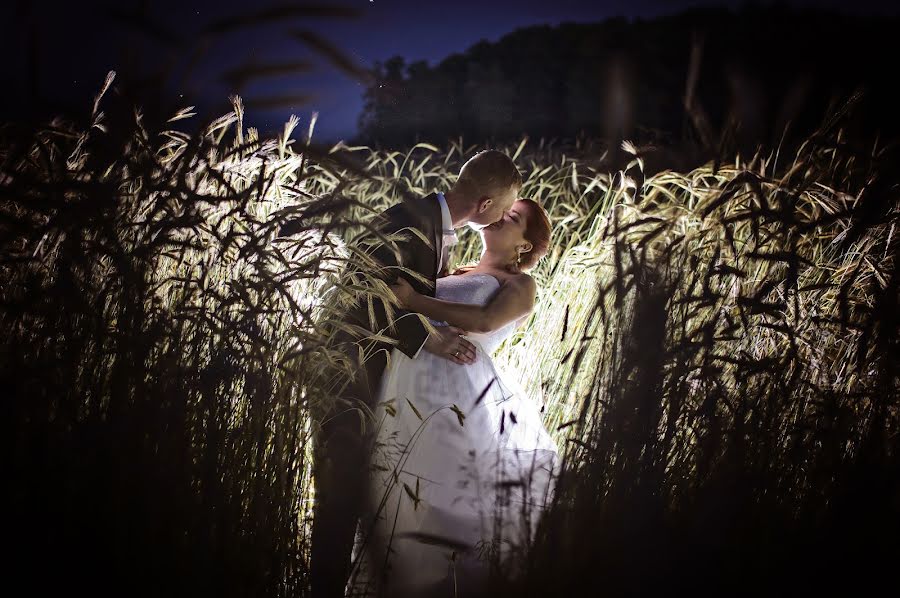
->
[349,198,561,598]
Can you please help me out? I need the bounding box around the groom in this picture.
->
[310,149,522,598]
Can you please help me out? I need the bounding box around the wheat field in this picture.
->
[2,79,897,595]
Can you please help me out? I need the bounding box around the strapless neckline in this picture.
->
[441,272,502,288]
[433,272,515,356]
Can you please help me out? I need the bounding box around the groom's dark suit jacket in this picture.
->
[309,192,445,598]
[341,192,444,364]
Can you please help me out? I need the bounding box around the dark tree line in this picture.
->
[358,5,900,157]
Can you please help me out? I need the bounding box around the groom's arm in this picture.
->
[404,274,536,334]
[362,206,433,359]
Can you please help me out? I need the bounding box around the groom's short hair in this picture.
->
[454,150,522,197]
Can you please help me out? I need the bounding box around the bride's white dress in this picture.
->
[348,273,561,597]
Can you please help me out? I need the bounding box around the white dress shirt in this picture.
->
[436,191,458,273]
[411,191,457,359]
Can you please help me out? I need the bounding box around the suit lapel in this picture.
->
[420,192,442,293]
[396,192,442,296]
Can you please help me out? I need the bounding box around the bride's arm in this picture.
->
[392,275,536,333]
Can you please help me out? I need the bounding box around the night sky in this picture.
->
[4,0,898,142]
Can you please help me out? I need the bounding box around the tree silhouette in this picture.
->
[358,5,899,158]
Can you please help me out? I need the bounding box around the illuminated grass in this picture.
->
[2,81,897,596]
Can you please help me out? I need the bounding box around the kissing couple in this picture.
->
[309,150,561,598]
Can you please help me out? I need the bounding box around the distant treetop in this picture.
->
[357,5,899,153]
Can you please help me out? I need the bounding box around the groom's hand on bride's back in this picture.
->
[423,326,477,365]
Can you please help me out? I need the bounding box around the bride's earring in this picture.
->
[514,243,531,269]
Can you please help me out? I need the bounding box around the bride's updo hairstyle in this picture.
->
[515,198,551,271]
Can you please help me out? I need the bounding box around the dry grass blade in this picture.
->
[221,60,316,91]
[290,29,375,85]
[243,93,317,110]
[204,4,361,35]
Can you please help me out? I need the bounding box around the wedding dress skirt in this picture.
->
[349,273,561,597]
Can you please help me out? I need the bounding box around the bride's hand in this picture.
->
[390,276,416,307]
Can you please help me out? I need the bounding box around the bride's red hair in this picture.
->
[516,198,551,270]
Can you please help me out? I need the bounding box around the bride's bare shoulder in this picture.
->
[503,272,536,294]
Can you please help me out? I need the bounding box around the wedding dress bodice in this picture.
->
[430,273,517,355]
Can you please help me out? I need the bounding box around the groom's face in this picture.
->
[468,184,519,228]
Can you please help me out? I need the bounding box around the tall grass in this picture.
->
[305,120,900,594]
[498,121,900,594]
[0,76,361,595]
[2,79,897,596]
